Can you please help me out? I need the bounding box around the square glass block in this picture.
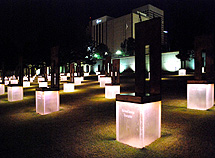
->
[36,90,59,115]
[0,84,5,95]
[100,77,111,87]
[116,101,161,148]
[178,69,186,75]
[30,78,34,82]
[39,81,48,88]
[8,86,23,102]
[187,84,214,110]
[60,76,67,81]
[74,77,82,85]
[5,81,9,85]
[84,72,89,76]
[105,85,120,99]
[10,80,19,84]
[64,83,74,92]
[96,71,101,75]
[23,81,30,87]
[38,77,45,83]
[98,75,105,82]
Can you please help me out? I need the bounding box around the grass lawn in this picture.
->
[0,75,215,157]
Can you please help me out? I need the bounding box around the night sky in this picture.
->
[0,0,214,70]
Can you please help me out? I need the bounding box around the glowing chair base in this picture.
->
[116,94,161,148]
[0,84,5,95]
[36,88,60,115]
[74,77,82,85]
[100,77,111,87]
[8,85,23,102]
[105,84,120,99]
[187,80,214,110]
[23,81,30,87]
[63,82,75,92]
[178,69,186,75]
[39,81,48,88]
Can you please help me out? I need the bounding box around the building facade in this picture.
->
[90,4,164,54]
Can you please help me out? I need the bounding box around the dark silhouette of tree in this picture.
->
[120,37,135,56]
[176,49,194,69]
[94,43,110,59]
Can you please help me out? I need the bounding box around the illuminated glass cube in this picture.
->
[98,75,105,82]
[67,73,70,77]
[39,81,48,88]
[60,75,67,81]
[116,101,161,148]
[74,73,77,76]
[23,81,30,87]
[30,77,34,82]
[48,76,51,81]
[23,76,28,80]
[74,77,82,85]
[8,85,23,102]
[36,89,59,115]
[5,81,9,85]
[38,77,45,83]
[100,77,111,87]
[178,69,186,75]
[105,84,120,99]
[96,71,101,75]
[0,84,5,95]
[187,83,214,110]
[63,82,75,92]
[81,76,84,81]
[84,72,89,76]
[10,79,19,84]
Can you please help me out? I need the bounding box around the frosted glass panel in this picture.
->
[84,72,89,76]
[30,78,34,82]
[74,77,82,85]
[0,84,5,95]
[98,75,105,82]
[36,90,59,115]
[8,86,23,102]
[60,76,67,81]
[64,83,74,92]
[10,80,19,84]
[38,77,45,83]
[116,101,161,148]
[187,84,214,110]
[100,77,111,87]
[39,82,48,88]
[96,71,101,75]
[5,81,9,85]
[23,81,30,87]
[105,85,120,99]
[178,69,186,75]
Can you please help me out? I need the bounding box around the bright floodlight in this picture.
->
[116,50,122,55]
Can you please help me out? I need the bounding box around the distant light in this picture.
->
[85,56,89,58]
[96,19,102,24]
[105,52,108,55]
[163,31,168,33]
[116,50,122,55]
[94,54,98,58]
[87,47,91,51]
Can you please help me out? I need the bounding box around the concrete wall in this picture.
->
[91,51,195,73]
